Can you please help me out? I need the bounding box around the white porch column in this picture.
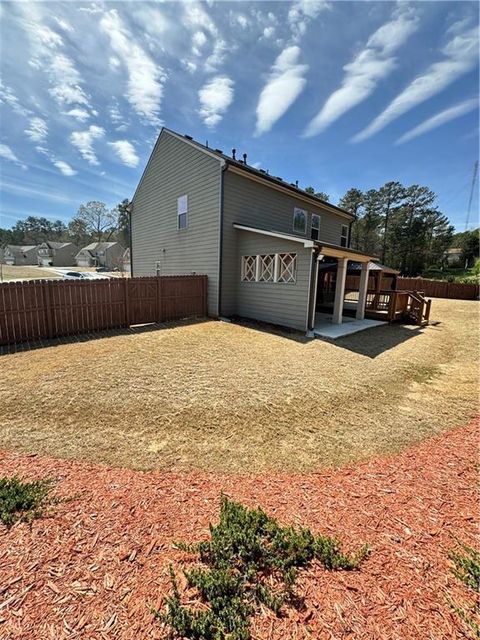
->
[356,262,370,320]
[332,258,348,324]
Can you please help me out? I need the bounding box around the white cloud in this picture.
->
[19,6,91,111]
[304,6,419,137]
[108,140,139,167]
[25,116,48,142]
[288,0,330,41]
[192,30,208,56]
[54,17,73,33]
[64,107,90,122]
[0,80,32,117]
[205,38,228,72]
[198,76,234,127]
[353,24,479,142]
[255,46,308,135]
[236,14,249,29]
[0,143,26,169]
[70,124,105,165]
[396,97,479,144]
[100,10,166,125]
[53,160,77,176]
[263,26,275,39]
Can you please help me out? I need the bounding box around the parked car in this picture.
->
[63,271,88,280]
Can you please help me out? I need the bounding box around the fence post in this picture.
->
[157,276,163,323]
[124,277,130,327]
[203,275,207,317]
[42,281,54,339]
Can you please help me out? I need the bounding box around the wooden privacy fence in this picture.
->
[0,275,207,346]
[396,277,479,300]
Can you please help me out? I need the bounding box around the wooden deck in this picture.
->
[344,290,431,325]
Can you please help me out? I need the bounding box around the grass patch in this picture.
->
[447,541,480,637]
[0,476,54,527]
[159,496,368,639]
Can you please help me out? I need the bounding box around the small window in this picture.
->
[311,214,320,240]
[258,254,275,282]
[241,255,256,282]
[177,194,188,230]
[277,253,297,283]
[293,207,307,235]
[340,224,348,247]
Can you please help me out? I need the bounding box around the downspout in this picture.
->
[217,160,227,317]
[127,202,133,277]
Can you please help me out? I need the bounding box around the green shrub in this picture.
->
[159,495,368,639]
[0,476,54,527]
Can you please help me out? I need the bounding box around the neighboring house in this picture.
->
[37,241,78,267]
[443,248,463,267]
[130,127,379,333]
[4,245,38,266]
[75,242,124,269]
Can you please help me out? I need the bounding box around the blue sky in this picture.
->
[0,0,478,231]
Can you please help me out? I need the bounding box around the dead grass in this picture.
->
[0,298,478,473]
[0,265,61,281]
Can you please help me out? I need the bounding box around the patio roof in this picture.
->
[318,260,399,274]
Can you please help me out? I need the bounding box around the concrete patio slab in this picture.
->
[314,312,385,339]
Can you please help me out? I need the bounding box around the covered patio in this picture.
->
[307,244,431,338]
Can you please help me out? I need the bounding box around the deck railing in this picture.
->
[344,289,431,325]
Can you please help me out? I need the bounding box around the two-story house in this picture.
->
[75,242,124,270]
[130,128,377,333]
[37,241,78,267]
[3,245,38,266]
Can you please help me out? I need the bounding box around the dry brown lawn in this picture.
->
[0,265,62,281]
[0,298,478,472]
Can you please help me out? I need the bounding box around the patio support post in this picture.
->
[356,262,370,320]
[332,257,348,324]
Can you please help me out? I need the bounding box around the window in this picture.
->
[258,254,275,282]
[293,207,307,235]
[241,255,256,282]
[177,194,188,229]
[340,224,348,247]
[277,253,297,283]
[311,214,320,240]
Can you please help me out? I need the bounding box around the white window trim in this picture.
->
[340,224,348,247]
[177,194,188,230]
[277,253,297,284]
[293,207,307,235]
[311,214,320,240]
[258,254,275,282]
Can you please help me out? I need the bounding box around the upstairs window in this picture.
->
[258,254,275,282]
[340,224,348,247]
[177,195,188,230]
[241,255,257,282]
[293,207,307,235]
[311,214,320,240]
[277,253,297,283]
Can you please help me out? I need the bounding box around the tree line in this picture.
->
[0,200,130,250]
[1,184,478,277]
[307,181,478,276]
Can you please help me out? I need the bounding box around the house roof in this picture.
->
[39,241,75,250]
[6,245,37,254]
[318,261,399,274]
[81,242,119,251]
[445,247,462,255]
[135,128,355,221]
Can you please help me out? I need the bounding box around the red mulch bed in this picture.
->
[1,419,478,640]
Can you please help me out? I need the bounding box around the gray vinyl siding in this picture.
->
[221,169,348,316]
[131,131,221,316]
[235,232,312,332]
